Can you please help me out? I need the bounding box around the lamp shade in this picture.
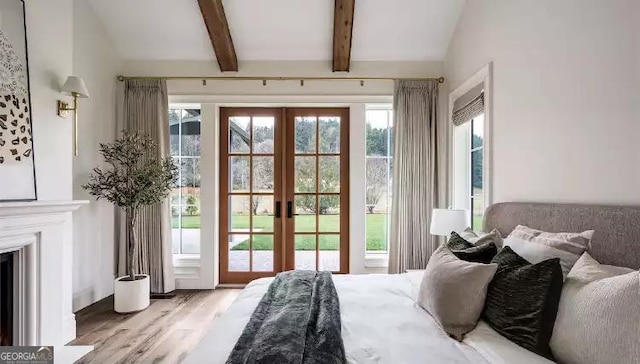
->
[61,76,90,98]
[430,209,469,236]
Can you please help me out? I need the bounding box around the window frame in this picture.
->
[364,104,394,256]
[449,63,493,232]
[170,106,203,256]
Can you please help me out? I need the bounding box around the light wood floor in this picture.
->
[71,289,241,364]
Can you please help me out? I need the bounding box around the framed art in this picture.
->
[0,0,37,201]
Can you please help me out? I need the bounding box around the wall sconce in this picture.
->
[57,76,90,156]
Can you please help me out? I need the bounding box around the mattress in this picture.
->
[184,272,554,364]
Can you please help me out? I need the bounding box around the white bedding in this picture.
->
[185,272,554,364]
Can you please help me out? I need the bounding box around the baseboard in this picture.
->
[62,314,77,345]
[150,291,176,299]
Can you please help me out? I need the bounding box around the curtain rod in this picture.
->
[116,75,445,83]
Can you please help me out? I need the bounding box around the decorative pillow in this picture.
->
[417,245,498,340]
[459,228,504,249]
[447,232,498,264]
[503,225,593,277]
[482,246,563,359]
[550,252,640,364]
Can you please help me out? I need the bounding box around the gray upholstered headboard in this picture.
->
[484,202,640,269]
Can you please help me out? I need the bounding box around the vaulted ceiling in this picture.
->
[87,0,464,66]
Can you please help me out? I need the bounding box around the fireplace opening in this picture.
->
[0,252,13,346]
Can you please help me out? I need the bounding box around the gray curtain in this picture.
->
[389,80,440,274]
[116,79,175,293]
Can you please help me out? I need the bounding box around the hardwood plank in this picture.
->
[70,289,241,364]
[333,0,356,72]
[197,0,238,72]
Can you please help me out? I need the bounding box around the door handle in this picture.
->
[275,201,281,218]
[287,201,293,218]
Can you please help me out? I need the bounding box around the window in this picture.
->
[365,105,393,253]
[169,107,202,255]
[453,113,485,231]
[470,114,484,230]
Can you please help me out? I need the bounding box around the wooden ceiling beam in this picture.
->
[332,0,356,72]
[197,0,238,72]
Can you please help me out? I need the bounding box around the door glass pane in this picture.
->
[295,235,316,270]
[294,195,316,232]
[180,214,200,254]
[318,196,339,232]
[228,234,250,272]
[472,196,484,232]
[169,109,181,155]
[252,235,273,272]
[365,157,388,213]
[295,116,317,154]
[319,117,340,153]
[319,235,339,272]
[229,117,251,153]
[472,149,483,193]
[319,156,340,193]
[180,109,201,156]
[229,195,250,232]
[295,156,316,192]
[366,209,389,252]
[253,116,275,153]
[253,156,274,192]
[366,109,390,156]
[230,157,250,192]
[252,195,274,233]
[181,158,201,194]
[472,115,484,149]
[171,206,180,254]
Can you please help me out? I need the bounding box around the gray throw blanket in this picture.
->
[226,270,346,364]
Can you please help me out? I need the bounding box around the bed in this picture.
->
[184,202,640,364]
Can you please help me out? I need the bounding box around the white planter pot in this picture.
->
[114,274,150,313]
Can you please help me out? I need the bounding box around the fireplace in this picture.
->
[0,200,89,352]
[0,252,14,346]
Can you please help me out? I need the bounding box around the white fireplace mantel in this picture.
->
[0,200,88,217]
[0,199,89,355]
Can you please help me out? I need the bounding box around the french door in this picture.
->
[220,107,350,284]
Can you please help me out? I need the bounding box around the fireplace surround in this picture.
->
[0,201,87,348]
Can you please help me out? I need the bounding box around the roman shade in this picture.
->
[452,82,484,126]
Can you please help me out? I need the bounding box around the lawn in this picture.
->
[172,214,481,251]
[172,214,389,251]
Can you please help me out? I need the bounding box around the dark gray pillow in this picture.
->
[482,246,563,360]
[447,232,498,264]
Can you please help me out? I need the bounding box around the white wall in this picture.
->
[71,0,122,311]
[445,0,640,205]
[25,0,73,200]
[21,0,81,341]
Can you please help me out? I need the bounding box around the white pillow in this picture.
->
[459,228,503,249]
[503,225,592,277]
[550,252,639,364]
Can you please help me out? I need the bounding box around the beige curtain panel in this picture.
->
[389,79,441,274]
[116,79,175,294]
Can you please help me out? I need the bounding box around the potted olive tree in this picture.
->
[83,130,177,313]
